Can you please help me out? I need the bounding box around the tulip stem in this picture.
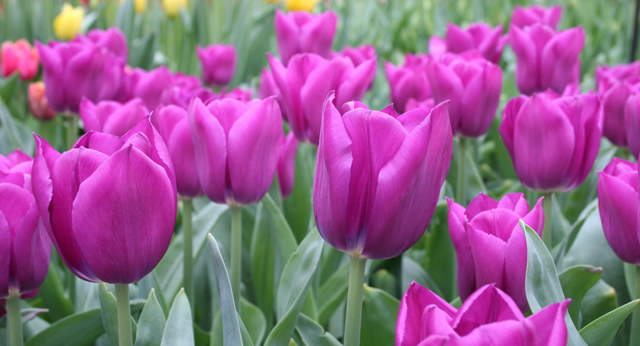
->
[456,137,467,205]
[7,293,23,346]
[66,115,78,149]
[631,265,640,346]
[344,256,367,346]
[230,206,242,312]
[115,284,133,346]
[182,199,194,317]
[542,193,553,250]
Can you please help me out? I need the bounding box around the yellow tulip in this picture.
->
[53,4,84,40]
[266,0,281,3]
[162,0,188,18]
[119,0,147,14]
[285,0,317,12]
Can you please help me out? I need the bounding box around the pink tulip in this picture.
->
[277,133,298,198]
[385,54,432,114]
[510,5,563,30]
[625,94,640,158]
[596,62,640,147]
[274,9,337,65]
[331,45,376,67]
[1,39,39,80]
[197,44,236,86]
[79,98,149,137]
[258,68,279,99]
[28,82,56,121]
[429,23,507,64]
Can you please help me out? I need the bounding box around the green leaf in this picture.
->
[263,193,298,266]
[115,0,135,44]
[318,261,349,326]
[160,289,194,346]
[296,314,342,346]
[360,285,400,346]
[424,204,456,300]
[207,234,242,346]
[135,289,167,346]
[559,266,602,327]
[130,32,157,70]
[240,299,267,346]
[264,231,323,346]
[580,299,640,346]
[521,220,587,346]
[283,143,314,242]
[250,203,276,327]
[0,74,18,103]
[580,280,618,328]
[37,263,73,322]
[98,283,119,346]
[24,309,104,346]
[553,201,597,263]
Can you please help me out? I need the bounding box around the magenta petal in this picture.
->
[335,57,377,109]
[72,146,175,284]
[526,300,570,346]
[509,25,540,95]
[32,135,60,235]
[466,219,507,289]
[0,213,9,297]
[457,320,528,345]
[465,193,498,219]
[426,61,464,133]
[447,197,476,301]
[521,197,545,237]
[503,220,530,311]
[452,284,524,335]
[278,133,299,198]
[541,27,585,94]
[626,94,640,159]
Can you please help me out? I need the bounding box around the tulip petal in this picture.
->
[335,57,377,110]
[427,61,465,132]
[278,133,298,198]
[36,42,66,112]
[457,320,529,345]
[0,212,9,297]
[526,300,570,346]
[541,27,585,94]
[465,193,498,219]
[447,198,476,301]
[32,135,60,236]
[496,193,528,216]
[509,25,540,95]
[451,284,524,335]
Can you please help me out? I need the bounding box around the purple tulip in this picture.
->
[36,29,127,113]
[258,68,279,99]
[396,282,570,346]
[598,158,640,264]
[313,94,452,259]
[196,44,236,86]
[32,118,177,284]
[274,9,337,65]
[151,105,203,199]
[79,98,149,137]
[626,94,640,158]
[447,193,544,311]
[426,53,502,137]
[268,53,376,144]
[404,98,435,112]
[429,23,507,64]
[331,45,377,67]
[596,62,640,147]
[189,97,283,206]
[385,54,432,114]
[214,87,253,103]
[510,5,563,30]
[499,91,601,192]
[0,150,51,298]
[277,133,298,199]
[509,24,584,95]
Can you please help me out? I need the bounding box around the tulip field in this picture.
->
[2,0,640,345]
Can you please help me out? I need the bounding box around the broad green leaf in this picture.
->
[318,261,349,326]
[553,201,597,263]
[263,193,298,265]
[25,309,104,346]
[160,289,194,346]
[115,0,135,43]
[580,299,640,346]
[559,266,602,327]
[130,32,157,70]
[580,280,618,328]
[135,289,166,346]
[250,203,276,327]
[522,221,587,346]
[296,314,342,346]
[0,308,48,328]
[360,285,399,346]
[264,231,323,346]
[0,74,18,103]
[98,283,119,346]
[37,263,73,322]
[241,300,267,346]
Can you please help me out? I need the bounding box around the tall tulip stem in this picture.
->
[230,206,242,311]
[115,284,133,346]
[344,255,367,346]
[66,115,78,149]
[456,137,467,205]
[182,199,194,316]
[7,293,23,346]
[542,193,553,250]
[631,265,640,346]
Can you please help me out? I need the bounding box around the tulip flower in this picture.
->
[79,27,129,61]
[121,67,205,110]
[384,54,432,113]
[274,9,337,65]
[1,40,39,80]
[197,44,236,86]
[509,24,584,95]
[285,0,318,12]
[426,53,502,137]
[28,82,56,121]
[79,98,149,137]
[258,68,279,99]
[447,193,544,311]
[429,23,507,64]
[510,5,563,29]
[269,53,377,144]
[53,4,84,40]
[626,94,640,159]
[278,133,298,198]
[163,0,187,17]
[396,282,570,346]
[596,62,640,147]
[332,45,377,67]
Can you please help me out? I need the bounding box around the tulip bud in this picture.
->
[196,44,236,86]
[268,53,376,144]
[447,193,544,311]
[79,98,149,137]
[384,54,432,113]
[510,5,563,30]
[597,158,640,264]
[284,0,318,12]
[53,4,84,40]
[32,118,177,284]
[509,24,584,95]
[426,53,502,137]
[396,282,570,346]
[313,94,452,259]
[429,23,507,64]
[163,0,187,17]
[499,91,601,192]
[0,149,51,298]
[274,9,337,65]
[277,133,298,198]
[596,62,640,147]
[28,82,56,121]
[1,40,39,80]
[189,97,284,206]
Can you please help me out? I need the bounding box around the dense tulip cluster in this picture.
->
[429,23,507,63]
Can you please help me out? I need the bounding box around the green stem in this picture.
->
[542,193,553,250]
[182,199,194,317]
[344,256,367,346]
[456,137,467,205]
[631,266,640,346]
[230,206,242,312]
[7,293,23,346]
[66,115,78,149]
[115,284,133,346]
